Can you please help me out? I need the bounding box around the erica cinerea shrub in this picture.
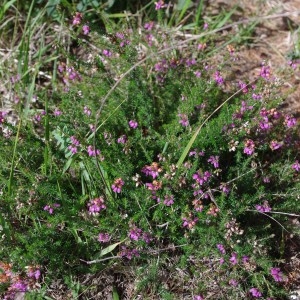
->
[0,1,299,299]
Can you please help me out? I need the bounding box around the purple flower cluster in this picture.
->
[129,225,143,241]
[163,194,174,206]
[217,244,226,254]
[270,140,283,151]
[102,49,112,57]
[82,24,90,35]
[249,287,262,298]
[128,225,152,243]
[117,134,127,144]
[154,0,166,10]
[27,266,41,280]
[284,115,297,128]
[112,178,124,193]
[270,267,283,282]
[229,252,238,265]
[178,113,189,127]
[44,203,60,214]
[83,106,91,116]
[129,120,138,129]
[214,71,224,85]
[182,214,198,229]
[260,65,270,79]
[292,160,300,171]
[192,170,211,186]
[98,233,111,243]
[244,139,255,155]
[72,12,82,25]
[142,162,162,179]
[87,197,106,215]
[255,201,271,213]
[87,145,101,157]
[119,246,139,260]
[207,155,219,168]
[68,136,80,154]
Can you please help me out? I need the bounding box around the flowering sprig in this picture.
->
[244,139,255,155]
[270,267,283,282]
[44,203,60,214]
[255,201,271,213]
[87,197,106,215]
[142,162,162,179]
[112,178,124,193]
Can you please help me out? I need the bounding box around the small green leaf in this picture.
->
[112,286,120,300]
[99,239,126,257]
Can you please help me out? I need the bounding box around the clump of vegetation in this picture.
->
[0,1,299,299]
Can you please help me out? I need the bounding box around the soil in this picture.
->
[205,0,300,116]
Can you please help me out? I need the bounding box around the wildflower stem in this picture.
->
[8,118,22,195]
[176,79,256,168]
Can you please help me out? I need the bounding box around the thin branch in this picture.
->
[80,256,121,265]
[246,210,291,233]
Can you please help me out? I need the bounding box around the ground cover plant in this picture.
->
[0,0,299,299]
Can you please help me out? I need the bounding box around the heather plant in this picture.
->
[0,1,299,299]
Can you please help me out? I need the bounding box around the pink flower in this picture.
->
[182,214,198,229]
[270,140,283,151]
[284,115,297,128]
[87,197,106,215]
[142,162,162,179]
[203,23,209,30]
[260,65,270,79]
[27,267,41,280]
[270,267,283,282]
[68,136,80,154]
[239,81,248,93]
[84,106,91,116]
[194,70,202,78]
[117,135,127,144]
[146,180,162,191]
[112,178,124,193]
[255,200,271,213]
[259,117,272,131]
[82,24,90,35]
[155,0,166,10]
[98,233,110,243]
[129,120,138,129]
[229,252,238,265]
[229,279,238,287]
[214,71,224,85]
[11,279,28,292]
[87,145,100,157]
[178,114,189,127]
[144,21,154,30]
[220,183,230,195]
[119,246,139,260]
[244,139,255,155]
[102,49,112,57]
[129,226,142,241]
[54,108,62,116]
[217,244,226,254]
[241,256,249,265]
[44,203,60,214]
[208,155,219,168]
[163,194,174,206]
[72,12,82,25]
[249,287,262,298]
[292,160,300,171]
[194,296,204,300]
